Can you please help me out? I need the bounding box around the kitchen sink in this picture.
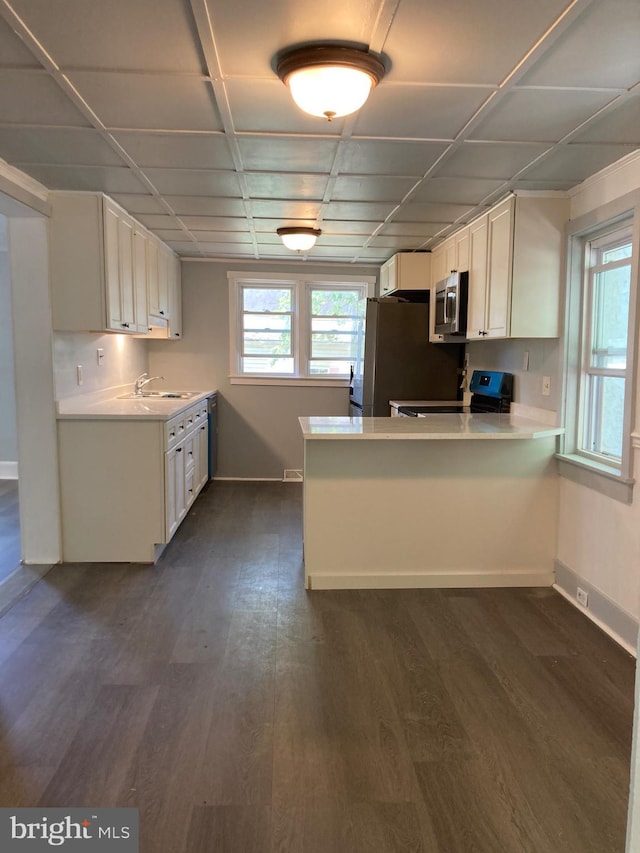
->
[117,391,201,399]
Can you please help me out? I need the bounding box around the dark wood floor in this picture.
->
[0,479,20,584]
[0,482,634,852]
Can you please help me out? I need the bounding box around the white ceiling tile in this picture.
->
[189,232,254,244]
[570,98,640,145]
[175,216,250,232]
[150,229,190,242]
[340,140,450,176]
[253,218,320,232]
[136,214,183,230]
[392,202,475,223]
[521,0,640,89]
[0,127,124,166]
[226,79,346,134]
[112,132,234,169]
[331,176,418,203]
[245,173,328,199]
[237,136,339,172]
[14,163,148,193]
[141,168,241,197]
[469,89,621,143]
[249,199,322,219]
[109,194,167,214]
[179,215,250,230]
[9,0,205,73]
[167,241,200,254]
[0,17,41,67]
[353,85,494,139]
[383,0,570,84]
[379,222,450,237]
[195,242,256,255]
[313,221,380,236]
[322,201,397,220]
[163,197,246,216]
[436,142,552,179]
[352,248,394,262]
[370,235,430,250]
[519,144,640,183]
[410,177,504,204]
[208,0,378,77]
[0,70,90,126]
[68,72,222,131]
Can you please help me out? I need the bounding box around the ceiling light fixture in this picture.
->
[277,226,322,252]
[276,44,385,121]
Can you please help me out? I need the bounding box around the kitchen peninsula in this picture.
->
[300,414,564,590]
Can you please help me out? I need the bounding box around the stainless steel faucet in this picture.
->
[133,373,165,396]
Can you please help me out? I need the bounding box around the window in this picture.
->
[229,273,374,383]
[560,199,639,499]
[579,227,632,465]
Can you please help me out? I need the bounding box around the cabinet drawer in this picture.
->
[165,415,186,450]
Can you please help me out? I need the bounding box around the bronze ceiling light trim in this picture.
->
[277,226,322,251]
[276,44,385,121]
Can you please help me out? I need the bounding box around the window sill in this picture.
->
[229,375,350,388]
[555,452,634,504]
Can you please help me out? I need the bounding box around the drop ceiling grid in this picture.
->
[0,0,636,262]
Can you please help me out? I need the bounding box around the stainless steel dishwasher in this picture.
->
[207,393,218,479]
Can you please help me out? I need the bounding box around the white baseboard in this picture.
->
[307,568,555,591]
[554,560,638,656]
[0,461,18,479]
[213,476,283,482]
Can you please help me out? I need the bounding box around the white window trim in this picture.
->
[557,190,640,501]
[228,271,376,386]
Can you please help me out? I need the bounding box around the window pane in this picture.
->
[311,289,362,316]
[591,265,630,369]
[309,360,351,376]
[243,287,291,312]
[242,356,294,374]
[243,313,291,356]
[602,244,632,263]
[584,375,625,460]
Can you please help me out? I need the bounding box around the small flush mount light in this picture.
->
[276,44,385,121]
[277,226,322,252]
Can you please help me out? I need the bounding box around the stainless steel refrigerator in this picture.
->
[349,299,464,417]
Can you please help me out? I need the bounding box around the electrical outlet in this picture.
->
[576,587,589,608]
[76,364,83,386]
[96,348,105,366]
[542,375,551,396]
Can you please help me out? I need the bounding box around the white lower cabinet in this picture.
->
[58,400,210,563]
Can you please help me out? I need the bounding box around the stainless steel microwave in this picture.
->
[434,271,469,336]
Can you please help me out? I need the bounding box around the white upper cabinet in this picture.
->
[431,192,569,342]
[49,191,180,337]
[380,252,431,296]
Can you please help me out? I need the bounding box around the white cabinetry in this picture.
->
[432,193,569,341]
[50,191,180,337]
[58,399,210,563]
[380,252,431,296]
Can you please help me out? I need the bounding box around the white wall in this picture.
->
[148,260,375,479]
[557,151,640,631]
[0,215,17,467]
[53,332,147,401]
[467,338,561,417]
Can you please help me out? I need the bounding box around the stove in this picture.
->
[397,371,513,417]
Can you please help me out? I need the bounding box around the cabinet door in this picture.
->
[168,254,182,339]
[147,239,160,317]
[455,228,470,273]
[118,216,135,331]
[104,202,123,330]
[467,215,489,340]
[157,249,169,318]
[380,256,396,295]
[485,199,514,338]
[443,237,456,276]
[197,422,209,490]
[165,445,178,540]
[133,228,149,334]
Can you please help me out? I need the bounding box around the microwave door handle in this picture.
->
[442,288,448,325]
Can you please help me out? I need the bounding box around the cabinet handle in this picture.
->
[175,333,180,337]
[169,431,175,438]
[159,310,165,316]
[176,448,182,453]
[188,451,193,456]
[200,426,206,430]
[189,488,193,493]
[121,322,130,328]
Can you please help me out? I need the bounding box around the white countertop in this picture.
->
[299,414,564,440]
[57,389,216,421]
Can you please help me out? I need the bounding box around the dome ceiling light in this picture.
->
[277,226,322,252]
[276,44,385,121]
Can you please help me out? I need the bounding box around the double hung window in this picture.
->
[229,273,374,382]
